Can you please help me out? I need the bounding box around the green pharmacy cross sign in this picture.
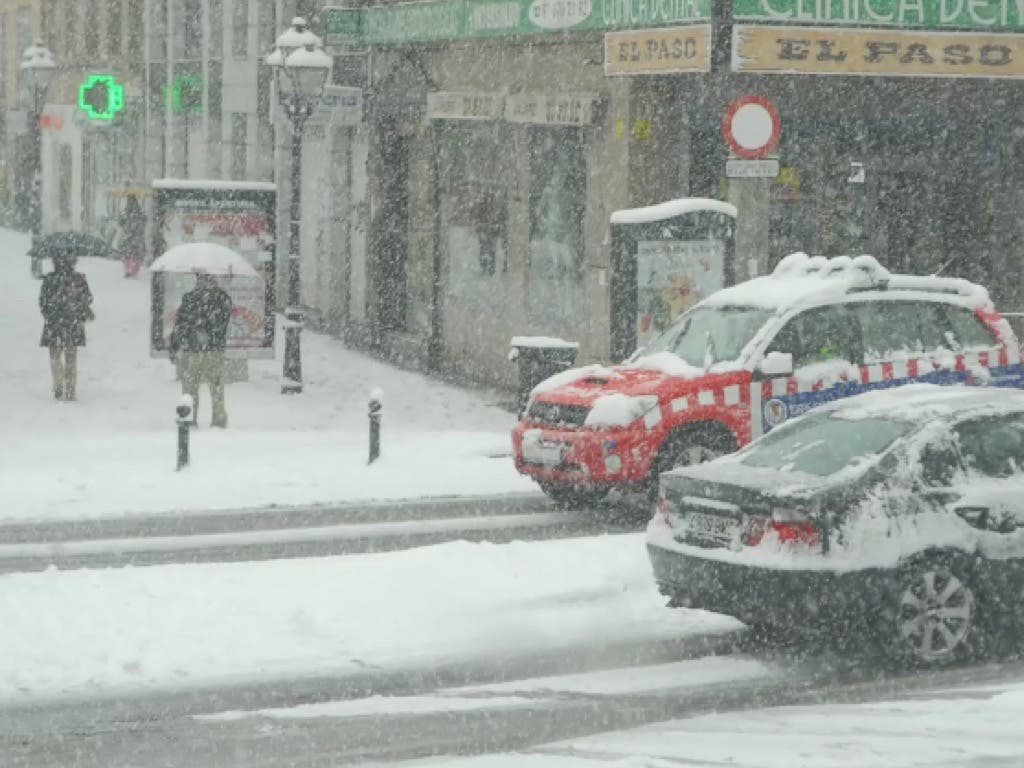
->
[78,74,125,121]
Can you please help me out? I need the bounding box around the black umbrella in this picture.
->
[27,231,116,261]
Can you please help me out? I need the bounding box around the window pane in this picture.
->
[854,301,948,362]
[771,306,861,368]
[942,306,998,351]
[956,417,1024,478]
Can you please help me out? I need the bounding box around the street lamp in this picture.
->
[266,17,332,394]
[20,40,55,279]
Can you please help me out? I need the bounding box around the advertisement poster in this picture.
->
[636,239,725,348]
[150,181,277,358]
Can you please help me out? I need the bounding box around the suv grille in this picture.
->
[527,401,590,428]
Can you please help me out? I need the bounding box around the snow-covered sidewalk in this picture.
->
[0,533,738,703]
[0,228,535,523]
[402,676,1024,768]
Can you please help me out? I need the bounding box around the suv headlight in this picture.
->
[584,394,661,428]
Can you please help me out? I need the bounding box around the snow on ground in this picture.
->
[0,228,535,522]
[0,533,738,703]
[199,657,774,722]
[404,679,1024,768]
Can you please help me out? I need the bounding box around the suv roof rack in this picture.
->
[770,251,985,301]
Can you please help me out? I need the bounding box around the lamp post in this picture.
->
[20,40,55,279]
[265,17,332,394]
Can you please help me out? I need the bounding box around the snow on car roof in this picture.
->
[700,252,992,312]
[819,383,1024,422]
[609,198,737,225]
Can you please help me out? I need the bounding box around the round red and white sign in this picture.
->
[722,95,781,159]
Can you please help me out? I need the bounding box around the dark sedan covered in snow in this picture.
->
[647,384,1024,666]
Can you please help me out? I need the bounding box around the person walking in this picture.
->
[170,271,233,428]
[119,196,146,278]
[39,251,94,401]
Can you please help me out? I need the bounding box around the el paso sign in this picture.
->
[733,24,1024,77]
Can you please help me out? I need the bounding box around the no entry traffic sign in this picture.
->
[722,94,781,159]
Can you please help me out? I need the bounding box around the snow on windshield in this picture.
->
[640,306,772,368]
[741,413,913,476]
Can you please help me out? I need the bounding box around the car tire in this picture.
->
[538,482,608,509]
[876,553,993,668]
[647,424,736,498]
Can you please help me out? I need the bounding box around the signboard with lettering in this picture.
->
[505,92,597,125]
[733,24,1024,77]
[325,0,712,47]
[427,91,504,120]
[310,85,363,126]
[726,158,781,178]
[604,24,712,75]
[733,0,1024,31]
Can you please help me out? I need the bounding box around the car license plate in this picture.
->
[687,511,737,542]
[521,439,565,466]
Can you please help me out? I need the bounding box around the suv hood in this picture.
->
[534,364,745,407]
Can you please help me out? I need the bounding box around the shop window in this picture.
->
[230,113,247,179]
[0,13,7,99]
[58,144,72,221]
[232,0,248,57]
[527,127,586,332]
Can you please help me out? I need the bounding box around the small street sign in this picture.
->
[726,158,780,178]
[722,94,781,159]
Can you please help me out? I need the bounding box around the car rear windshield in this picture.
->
[741,414,913,476]
[642,306,772,367]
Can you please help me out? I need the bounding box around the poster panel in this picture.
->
[636,239,725,348]
[150,181,277,358]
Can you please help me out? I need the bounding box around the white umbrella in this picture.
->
[150,242,260,278]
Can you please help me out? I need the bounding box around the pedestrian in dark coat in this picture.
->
[119,196,146,278]
[170,272,233,427]
[40,252,93,401]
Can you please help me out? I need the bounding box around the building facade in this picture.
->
[306,0,1024,389]
[0,0,43,224]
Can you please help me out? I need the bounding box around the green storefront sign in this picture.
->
[733,0,1024,30]
[325,0,712,45]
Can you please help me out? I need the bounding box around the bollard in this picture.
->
[176,394,194,471]
[368,388,383,465]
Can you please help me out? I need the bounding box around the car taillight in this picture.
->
[769,509,820,547]
[744,510,819,547]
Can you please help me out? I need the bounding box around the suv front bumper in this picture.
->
[512,422,658,486]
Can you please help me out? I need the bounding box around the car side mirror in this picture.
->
[758,351,793,378]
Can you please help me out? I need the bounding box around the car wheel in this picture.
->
[538,482,608,509]
[878,555,990,667]
[647,425,736,498]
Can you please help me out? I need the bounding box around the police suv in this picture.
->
[511,253,1023,506]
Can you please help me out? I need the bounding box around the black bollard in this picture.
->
[368,388,383,464]
[176,395,193,471]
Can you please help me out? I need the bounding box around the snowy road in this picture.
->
[6,638,1024,767]
[0,493,642,573]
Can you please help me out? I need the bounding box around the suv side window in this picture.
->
[955,417,1024,478]
[852,301,948,362]
[768,306,861,369]
[941,306,999,351]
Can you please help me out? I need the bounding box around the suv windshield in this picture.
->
[642,306,772,367]
[741,413,913,476]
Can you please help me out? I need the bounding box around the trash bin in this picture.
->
[509,336,579,418]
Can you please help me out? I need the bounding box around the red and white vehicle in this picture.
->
[512,253,1023,506]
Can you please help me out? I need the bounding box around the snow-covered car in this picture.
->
[648,384,1024,667]
[512,253,1022,506]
